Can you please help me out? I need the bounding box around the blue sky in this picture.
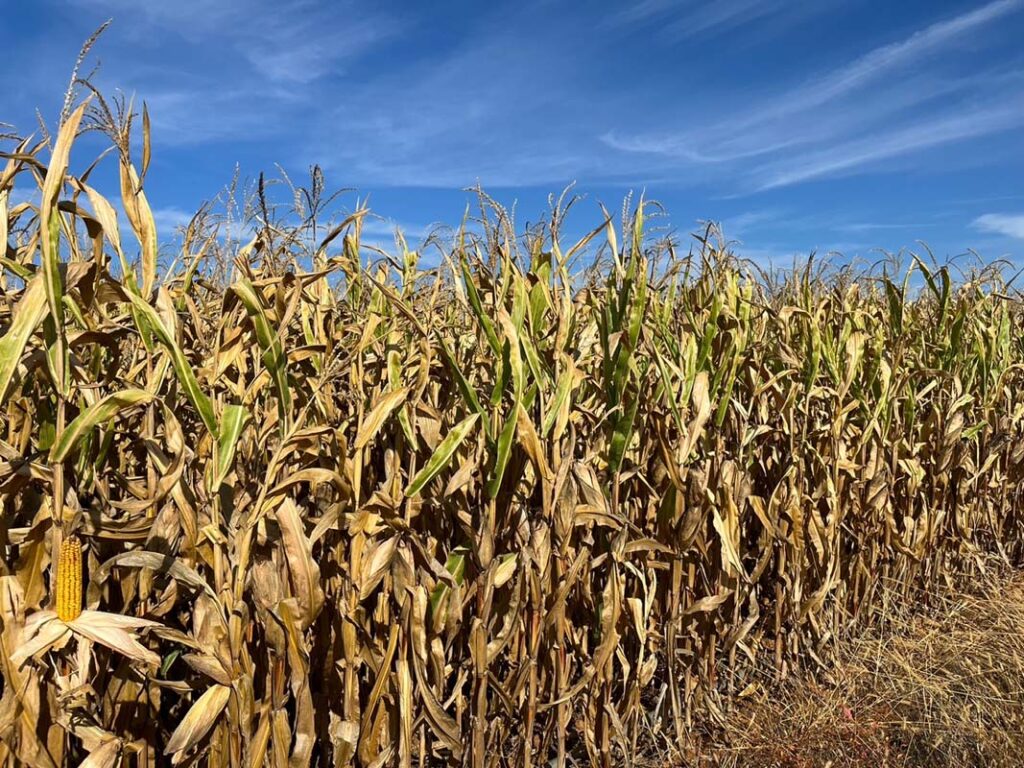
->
[3,0,1024,265]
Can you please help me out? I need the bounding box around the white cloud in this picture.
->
[610,0,824,40]
[752,104,1024,190]
[5,187,37,207]
[972,213,1024,239]
[298,28,606,188]
[12,0,1017,198]
[360,217,435,243]
[716,209,781,236]
[744,0,1022,126]
[151,206,196,233]
[73,0,397,68]
[603,0,1024,191]
[65,0,400,145]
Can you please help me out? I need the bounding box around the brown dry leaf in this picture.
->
[14,522,50,610]
[354,387,409,449]
[683,592,732,617]
[164,683,232,758]
[78,738,121,768]
[67,611,161,667]
[9,614,71,666]
[359,536,398,601]
[275,499,325,628]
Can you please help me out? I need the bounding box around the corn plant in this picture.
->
[0,89,1022,768]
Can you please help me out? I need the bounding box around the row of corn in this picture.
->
[1,92,1022,767]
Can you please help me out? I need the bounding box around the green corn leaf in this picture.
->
[50,389,155,462]
[0,274,48,401]
[435,333,488,434]
[405,413,479,497]
[210,404,249,490]
[39,100,89,345]
[387,347,417,446]
[541,362,575,437]
[461,258,501,355]
[486,405,518,499]
[125,290,218,437]
[429,546,469,621]
[608,394,640,476]
[0,189,7,257]
[232,279,292,433]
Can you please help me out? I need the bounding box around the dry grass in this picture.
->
[1,74,1023,767]
[704,566,1024,767]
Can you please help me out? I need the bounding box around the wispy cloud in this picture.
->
[715,209,782,236]
[670,0,785,36]
[150,206,196,233]
[610,0,827,40]
[752,104,1024,190]
[603,0,1024,191]
[75,0,398,73]
[614,0,781,31]
[4,0,1021,263]
[972,213,1024,240]
[360,216,436,243]
[63,0,399,145]
[834,221,929,233]
[738,0,1022,127]
[297,27,606,188]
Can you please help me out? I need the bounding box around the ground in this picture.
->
[687,565,1024,767]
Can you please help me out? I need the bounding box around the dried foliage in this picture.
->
[1,90,1023,768]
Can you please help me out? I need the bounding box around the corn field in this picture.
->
[1,91,1023,768]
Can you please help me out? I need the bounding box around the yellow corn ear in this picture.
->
[56,535,82,622]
